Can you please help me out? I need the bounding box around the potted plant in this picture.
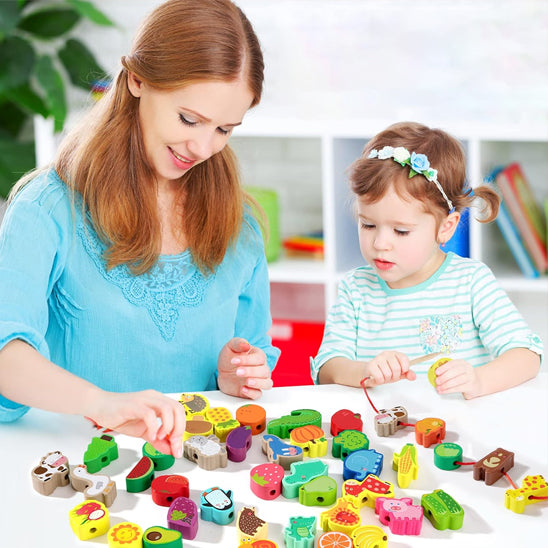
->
[0,0,114,198]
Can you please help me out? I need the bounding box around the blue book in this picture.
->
[485,167,539,278]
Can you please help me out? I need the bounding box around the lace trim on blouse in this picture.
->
[77,221,212,341]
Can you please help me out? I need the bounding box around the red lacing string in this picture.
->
[360,378,379,414]
[454,461,476,466]
[397,422,416,428]
[503,472,519,490]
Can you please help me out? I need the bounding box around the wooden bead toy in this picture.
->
[239,541,278,548]
[330,409,363,436]
[143,526,183,547]
[375,496,423,535]
[299,475,337,506]
[236,403,267,435]
[108,522,143,547]
[342,474,394,509]
[126,455,155,493]
[262,433,303,469]
[31,450,70,495]
[317,531,353,548]
[213,417,240,443]
[226,425,253,462]
[143,442,175,470]
[267,408,322,439]
[343,448,383,481]
[69,500,109,540]
[84,434,118,473]
[284,516,316,548]
[504,474,548,514]
[183,434,227,470]
[428,358,451,387]
[183,415,214,441]
[415,417,446,447]
[392,443,419,488]
[205,406,239,442]
[282,458,329,499]
[289,424,328,458]
[374,406,408,437]
[473,447,514,485]
[70,463,117,507]
[200,486,235,524]
[179,392,209,417]
[237,506,268,542]
[250,462,285,500]
[167,496,199,540]
[151,474,189,506]
[332,429,369,459]
[433,442,463,470]
[320,497,361,535]
[421,489,464,530]
[351,525,388,548]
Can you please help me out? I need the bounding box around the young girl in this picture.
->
[312,122,542,399]
[0,0,279,457]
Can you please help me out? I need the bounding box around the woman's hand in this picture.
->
[362,351,416,387]
[86,389,186,457]
[217,337,273,399]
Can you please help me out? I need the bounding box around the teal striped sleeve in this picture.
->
[311,274,359,383]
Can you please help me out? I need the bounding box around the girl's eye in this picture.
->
[395,229,410,236]
[360,222,374,230]
[179,113,197,127]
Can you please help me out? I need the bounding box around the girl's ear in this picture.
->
[127,71,143,98]
[438,211,461,244]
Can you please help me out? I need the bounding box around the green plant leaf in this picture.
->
[18,7,80,39]
[58,38,108,90]
[0,136,35,198]
[34,55,66,132]
[5,83,49,118]
[0,0,22,37]
[0,35,35,92]
[68,0,115,26]
[0,99,29,138]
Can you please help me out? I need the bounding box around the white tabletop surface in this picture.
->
[1,374,547,547]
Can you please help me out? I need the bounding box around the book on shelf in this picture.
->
[494,162,547,273]
[484,167,539,278]
[283,232,324,260]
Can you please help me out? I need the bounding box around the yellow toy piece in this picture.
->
[108,522,143,547]
[351,525,388,548]
[392,443,418,488]
[342,475,394,508]
[183,415,214,441]
[179,393,209,417]
[320,497,361,535]
[428,358,451,387]
[205,407,240,442]
[504,474,548,514]
[69,500,109,540]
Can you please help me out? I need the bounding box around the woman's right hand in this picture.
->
[86,389,186,457]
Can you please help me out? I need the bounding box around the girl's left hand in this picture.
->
[217,337,273,399]
[434,359,481,399]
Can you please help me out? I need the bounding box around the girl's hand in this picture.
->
[86,390,186,457]
[217,337,273,399]
[434,359,480,399]
[363,351,416,386]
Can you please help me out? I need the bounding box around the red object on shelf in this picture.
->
[269,319,324,387]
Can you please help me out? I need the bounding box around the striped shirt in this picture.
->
[311,252,543,383]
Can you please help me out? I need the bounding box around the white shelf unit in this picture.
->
[231,117,548,343]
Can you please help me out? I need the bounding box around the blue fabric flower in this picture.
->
[410,152,430,173]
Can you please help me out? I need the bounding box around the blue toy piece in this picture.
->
[262,434,304,469]
[200,487,235,525]
[343,449,383,481]
[284,516,316,548]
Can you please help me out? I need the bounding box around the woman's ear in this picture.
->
[127,71,143,98]
[438,211,461,244]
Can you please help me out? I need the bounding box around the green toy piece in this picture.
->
[421,489,464,530]
[299,476,338,506]
[284,515,316,548]
[267,409,322,439]
[83,434,118,474]
[433,442,464,470]
[143,442,175,471]
[332,429,369,459]
[282,459,329,499]
[143,525,183,547]
[126,456,155,493]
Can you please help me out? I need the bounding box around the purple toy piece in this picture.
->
[226,426,252,462]
[167,496,198,540]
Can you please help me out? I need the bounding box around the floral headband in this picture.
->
[367,146,455,213]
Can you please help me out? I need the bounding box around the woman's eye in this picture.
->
[217,127,230,136]
[179,113,197,126]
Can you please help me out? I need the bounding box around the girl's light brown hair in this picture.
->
[349,122,500,225]
[55,0,264,275]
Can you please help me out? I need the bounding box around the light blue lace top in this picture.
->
[0,170,280,421]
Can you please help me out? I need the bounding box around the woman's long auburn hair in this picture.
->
[55,0,264,275]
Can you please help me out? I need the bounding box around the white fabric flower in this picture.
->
[393,147,410,163]
[378,146,394,159]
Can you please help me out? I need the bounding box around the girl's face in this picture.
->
[357,185,447,289]
[128,75,254,188]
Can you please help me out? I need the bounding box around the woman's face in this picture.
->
[128,74,254,187]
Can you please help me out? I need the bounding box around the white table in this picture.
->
[1,374,547,547]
